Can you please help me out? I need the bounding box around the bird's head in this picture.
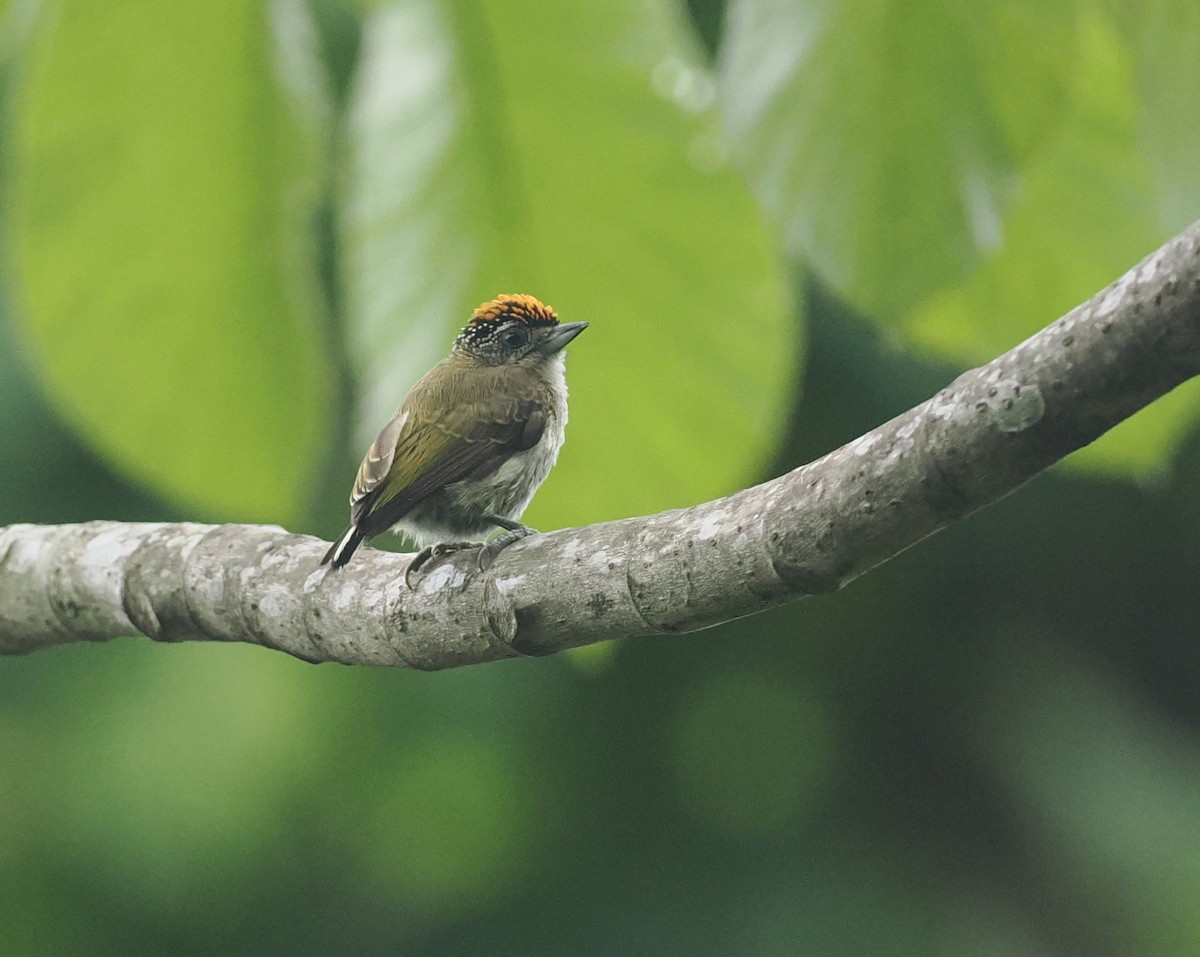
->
[453,294,587,366]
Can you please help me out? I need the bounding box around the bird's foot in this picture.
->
[405,541,478,589]
[405,519,539,588]
[478,524,537,571]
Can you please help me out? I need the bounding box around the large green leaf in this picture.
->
[1132,0,1200,234]
[341,0,796,529]
[906,10,1200,476]
[718,0,1075,318]
[9,0,332,522]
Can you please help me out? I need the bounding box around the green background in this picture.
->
[2,0,1200,953]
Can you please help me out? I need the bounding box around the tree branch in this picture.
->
[4,220,1200,667]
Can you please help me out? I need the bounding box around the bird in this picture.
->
[321,294,587,585]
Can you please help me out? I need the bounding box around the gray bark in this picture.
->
[3,220,1200,668]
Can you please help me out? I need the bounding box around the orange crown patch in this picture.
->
[469,294,558,327]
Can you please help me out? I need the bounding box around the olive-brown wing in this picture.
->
[350,404,546,538]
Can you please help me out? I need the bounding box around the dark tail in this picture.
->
[321,525,365,568]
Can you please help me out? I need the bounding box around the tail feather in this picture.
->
[322,525,365,568]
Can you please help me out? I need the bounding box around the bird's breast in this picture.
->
[458,401,566,519]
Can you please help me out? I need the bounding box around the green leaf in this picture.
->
[9,0,333,522]
[1131,0,1200,234]
[718,0,1075,318]
[906,9,1200,477]
[341,0,797,529]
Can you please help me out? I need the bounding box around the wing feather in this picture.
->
[350,410,407,510]
[349,394,540,538]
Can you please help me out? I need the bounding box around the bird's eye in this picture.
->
[500,327,528,350]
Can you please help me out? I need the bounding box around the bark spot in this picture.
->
[587,593,615,618]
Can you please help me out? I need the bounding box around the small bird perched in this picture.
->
[322,294,587,584]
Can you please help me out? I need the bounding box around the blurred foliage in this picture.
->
[10,0,334,524]
[906,7,1200,475]
[341,0,795,528]
[1,0,1199,955]
[720,0,1075,317]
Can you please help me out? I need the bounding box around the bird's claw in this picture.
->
[477,526,536,571]
[404,541,478,589]
[405,526,539,588]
